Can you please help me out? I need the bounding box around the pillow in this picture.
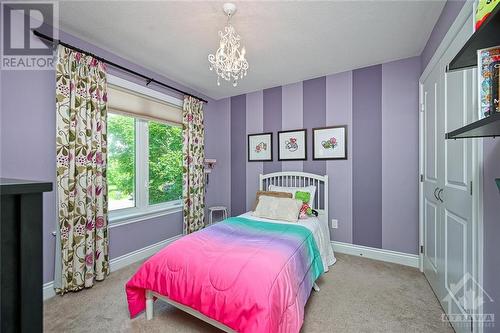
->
[268,185,316,207]
[253,191,293,211]
[295,191,311,204]
[253,196,303,222]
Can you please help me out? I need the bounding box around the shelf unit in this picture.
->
[445,4,500,139]
[448,4,500,71]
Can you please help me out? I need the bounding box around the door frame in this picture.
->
[418,1,484,332]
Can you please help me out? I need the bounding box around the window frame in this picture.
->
[107,75,183,224]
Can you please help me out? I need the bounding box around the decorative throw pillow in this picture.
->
[295,191,311,204]
[253,196,303,222]
[253,191,292,211]
[268,185,316,207]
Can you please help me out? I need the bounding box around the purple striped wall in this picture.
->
[230,95,247,216]
[326,71,353,243]
[381,57,420,254]
[303,77,326,175]
[228,56,421,254]
[352,65,383,249]
[246,91,264,211]
[263,87,282,174]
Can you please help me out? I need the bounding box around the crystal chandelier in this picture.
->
[208,3,249,87]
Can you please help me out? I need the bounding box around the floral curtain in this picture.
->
[182,96,205,234]
[54,45,109,294]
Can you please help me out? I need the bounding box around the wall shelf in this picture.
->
[447,5,500,71]
[446,112,500,139]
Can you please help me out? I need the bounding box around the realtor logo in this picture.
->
[1,1,58,69]
[441,272,495,328]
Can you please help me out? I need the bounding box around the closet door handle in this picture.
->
[438,189,444,203]
[434,187,439,201]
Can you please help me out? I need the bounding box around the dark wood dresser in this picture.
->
[0,178,52,333]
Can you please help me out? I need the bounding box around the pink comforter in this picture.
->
[126,217,323,332]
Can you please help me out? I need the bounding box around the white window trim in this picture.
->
[108,75,184,225]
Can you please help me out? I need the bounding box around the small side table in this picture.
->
[208,206,228,225]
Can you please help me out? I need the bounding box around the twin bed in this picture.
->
[126,172,336,332]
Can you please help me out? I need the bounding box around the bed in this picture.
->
[126,172,336,332]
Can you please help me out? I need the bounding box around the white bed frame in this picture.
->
[145,171,329,332]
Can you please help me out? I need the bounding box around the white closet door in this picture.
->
[422,66,444,300]
[422,14,475,333]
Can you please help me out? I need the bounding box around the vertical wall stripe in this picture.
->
[326,71,353,243]
[303,77,326,175]
[352,65,382,249]
[230,95,247,216]
[246,91,264,211]
[263,86,282,174]
[281,82,304,172]
[204,98,231,214]
[381,57,420,254]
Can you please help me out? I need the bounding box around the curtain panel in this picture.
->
[182,96,205,234]
[55,45,109,294]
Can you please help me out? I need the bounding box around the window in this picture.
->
[108,113,136,211]
[108,112,183,219]
[106,76,184,222]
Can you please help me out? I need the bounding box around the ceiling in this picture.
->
[58,1,445,100]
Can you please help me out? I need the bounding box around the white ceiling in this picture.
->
[58,1,445,100]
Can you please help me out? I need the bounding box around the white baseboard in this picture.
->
[331,241,420,268]
[43,234,183,301]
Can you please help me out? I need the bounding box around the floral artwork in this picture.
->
[278,129,306,161]
[248,133,273,161]
[285,137,298,152]
[313,126,347,160]
[321,137,337,150]
[55,45,109,294]
[255,142,267,153]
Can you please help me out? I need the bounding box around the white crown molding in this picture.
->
[331,241,420,268]
[44,234,183,300]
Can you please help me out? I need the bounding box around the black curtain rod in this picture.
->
[33,30,208,103]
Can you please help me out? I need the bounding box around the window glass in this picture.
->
[148,121,183,205]
[108,113,135,211]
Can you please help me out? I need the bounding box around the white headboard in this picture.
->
[259,172,328,222]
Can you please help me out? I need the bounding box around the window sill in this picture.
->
[109,203,183,229]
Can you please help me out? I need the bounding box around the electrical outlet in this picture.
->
[331,219,338,229]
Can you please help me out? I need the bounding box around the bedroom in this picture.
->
[1,0,499,332]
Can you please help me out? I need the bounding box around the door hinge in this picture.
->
[420,103,425,112]
[470,181,473,196]
[420,245,424,254]
[420,174,424,182]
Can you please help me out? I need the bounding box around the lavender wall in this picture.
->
[0,24,231,284]
[228,56,421,254]
[352,65,383,249]
[420,0,466,70]
[483,140,500,333]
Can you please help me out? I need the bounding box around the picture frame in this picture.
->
[312,125,347,160]
[247,132,273,162]
[277,129,307,161]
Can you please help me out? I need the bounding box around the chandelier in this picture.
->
[208,3,249,87]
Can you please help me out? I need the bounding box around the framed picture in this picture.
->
[312,125,347,160]
[248,132,273,162]
[278,129,307,161]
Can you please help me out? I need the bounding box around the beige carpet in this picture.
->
[44,253,454,333]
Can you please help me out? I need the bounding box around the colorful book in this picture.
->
[491,61,500,113]
[479,47,500,117]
